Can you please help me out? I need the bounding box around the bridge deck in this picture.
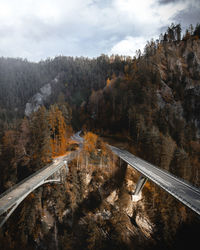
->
[110,145,200,216]
[0,153,73,216]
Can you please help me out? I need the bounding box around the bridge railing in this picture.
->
[0,161,53,199]
[0,149,81,200]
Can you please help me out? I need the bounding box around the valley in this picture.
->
[0,24,200,249]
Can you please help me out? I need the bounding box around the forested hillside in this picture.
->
[0,23,200,249]
[85,24,200,188]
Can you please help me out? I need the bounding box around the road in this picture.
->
[71,130,84,143]
[0,154,73,217]
[1,131,199,223]
[110,145,200,216]
[0,132,82,223]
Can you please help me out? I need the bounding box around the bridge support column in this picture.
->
[134,175,148,196]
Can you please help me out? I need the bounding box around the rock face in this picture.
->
[25,83,51,116]
[155,39,200,138]
[25,75,60,116]
[185,85,200,137]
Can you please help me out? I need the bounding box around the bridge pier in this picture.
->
[134,175,148,196]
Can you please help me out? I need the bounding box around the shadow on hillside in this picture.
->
[72,159,127,228]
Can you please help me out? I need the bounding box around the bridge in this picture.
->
[109,145,200,216]
[0,132,200,228]
[0,145,80,228]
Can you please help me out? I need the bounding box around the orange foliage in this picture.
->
[106,78,111,87]
[83,132,98,154]
[48,105,67,156]
[144,181,153,191]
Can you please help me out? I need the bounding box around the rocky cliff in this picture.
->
[0,27,200,250]
[155,39,200,138]
[25,75,60,116]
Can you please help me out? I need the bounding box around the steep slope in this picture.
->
[1,133,199,250]
[0,134,156,249]
[85,36,200,188]
[0,24,200,250]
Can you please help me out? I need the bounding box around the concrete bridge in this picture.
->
[0,148,79,228]
[110,145,200,216]
[0,132,200,228]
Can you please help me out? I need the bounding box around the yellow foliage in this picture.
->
[83,132,98,154]
[106,78,111,87]
[48,105,67,156]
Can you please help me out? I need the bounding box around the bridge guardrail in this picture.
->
[0,148,81,200]
[0,162,54,200]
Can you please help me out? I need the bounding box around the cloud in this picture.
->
[0,0,198,61]
[173,0,200,29]
[158,0,183,4]
[109,36,147,56]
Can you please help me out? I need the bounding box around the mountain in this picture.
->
[0,23,200,249]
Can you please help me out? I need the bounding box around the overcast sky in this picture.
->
[0,0,199,61]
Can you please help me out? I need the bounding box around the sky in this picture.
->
[0,0,199,61]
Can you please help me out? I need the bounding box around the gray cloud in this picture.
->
[172,1,200,29]
[158,0,183,4]
[175,9,200,28]
[0,0,199,61]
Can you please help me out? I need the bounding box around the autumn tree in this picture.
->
[83,132,98,154]
[48,104,67,156]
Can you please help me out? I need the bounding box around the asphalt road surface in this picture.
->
[110,145,200,216]
[0,153,73,217]
[0,132,83,218]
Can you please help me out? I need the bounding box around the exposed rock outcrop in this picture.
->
[25,76,60,116]
[156,39,200,138]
